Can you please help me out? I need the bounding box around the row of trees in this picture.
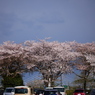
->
[0,40,95,90]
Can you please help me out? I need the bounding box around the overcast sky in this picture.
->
[0,0,95,85]
[0,0,95,44]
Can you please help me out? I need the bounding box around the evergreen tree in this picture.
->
[2,74,24,89]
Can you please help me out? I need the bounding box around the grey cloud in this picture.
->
[37,15,64,24]
[0,12,17,36]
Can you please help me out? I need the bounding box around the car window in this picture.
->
[5,89,14,92]
[15,88,28,94]
[74,90,84,92]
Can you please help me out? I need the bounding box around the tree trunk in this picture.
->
[83,78,87,92]
[83,70,87,92]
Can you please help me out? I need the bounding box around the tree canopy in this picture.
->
[0,41,26,76]
[0,40,95,87]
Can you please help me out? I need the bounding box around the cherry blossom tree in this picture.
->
[26,79,44,88]
[71,42,95,91]
[24,40,80,87]
[73,42,95,71]
[0,41,25,77]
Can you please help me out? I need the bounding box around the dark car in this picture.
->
[44,89,58,95]
[73,89,86,95]
[35,89,44,95]
[0,89,4,95]
[90,89,95,95]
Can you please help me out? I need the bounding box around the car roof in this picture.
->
[45,89,58,91]
[53,86,64,88]
[5,87,14,89]
[45,87,53,89]
[15,86,29,88]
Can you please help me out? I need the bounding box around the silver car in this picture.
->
[3,87,15,95]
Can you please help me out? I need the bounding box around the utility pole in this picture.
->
[60,74,63,86]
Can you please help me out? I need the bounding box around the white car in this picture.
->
[3,87,15,95]
[14,86,32,95]
[53,86,66,95]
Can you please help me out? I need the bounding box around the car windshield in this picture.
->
[74,90,84,93]
[36,90,44,94]
[15,88,28,94]
[53,88,64,92]
[5,89,14,92]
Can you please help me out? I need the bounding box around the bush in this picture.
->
[66,90,74,95]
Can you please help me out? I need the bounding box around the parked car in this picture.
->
[3,87,15,95]
[73,89,86,95]
[0,89,4,95]
[14,86,32,95]
[90,89,95,95]
[44,89,58,95]
[35,89,44,95]
[85,89,91,95]
[53,86,66,95]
